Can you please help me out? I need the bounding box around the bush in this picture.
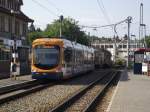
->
[115,59,126,67]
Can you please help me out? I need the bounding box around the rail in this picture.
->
[50,71,118,112]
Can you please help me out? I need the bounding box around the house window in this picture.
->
[0,40,10,61]
[118,45,122,48]
[0,15,5,32]
[15,21,20,36]
[10,0,13,9]
[8,0,10,8]
[5,0,8,8]
[123,45,127,48]
[5,16,9,32]
[3,0,5,6]
[101,45,104,49]
[23,23,27,36]
[8,17,12,33]
[109,45,113,48]
[0,0,2,6]
[0,49,10,61]
[105,45,108,48]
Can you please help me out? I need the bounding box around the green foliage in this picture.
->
[27,30,44,45]
[27,17,90,46]
[145,36,150,48]
[128,61,133,69]
[115,58,126,66]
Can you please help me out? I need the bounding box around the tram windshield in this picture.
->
[33,45,60,69]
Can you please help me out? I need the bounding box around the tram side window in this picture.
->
[76,50,80,65]
[64,47,72,63]
[87,52,90,64]
[78,50,83,65]
[84,51,87,64]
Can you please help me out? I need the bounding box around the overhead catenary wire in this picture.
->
[96,0,115,35]
[31,0,59,17]
[96,0,111,25]
[80,18,128,29]
[80,17,130,38]
[44,0,65,15]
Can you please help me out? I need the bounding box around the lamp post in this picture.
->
[59,15,63,38]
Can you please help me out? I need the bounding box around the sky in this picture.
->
[22,0,150,38]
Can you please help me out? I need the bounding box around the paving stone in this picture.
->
[0,75,32,88]
[110,70,150,112]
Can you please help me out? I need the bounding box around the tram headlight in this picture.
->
[32,69,37,72]
[56,67,62,72]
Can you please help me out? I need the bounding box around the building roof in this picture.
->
[0,6,33,22]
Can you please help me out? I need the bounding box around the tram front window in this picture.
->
[33,46,60,69]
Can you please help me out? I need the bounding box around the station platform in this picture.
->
[108,69,150,112]
[0,75,33,88]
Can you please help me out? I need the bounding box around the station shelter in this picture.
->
[134,48,150,75]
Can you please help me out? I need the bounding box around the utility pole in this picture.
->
[59,15,63,38]
[10,10,19,80]
[127,16,132,68]
[144,25,147,48]
[140,24,147,48]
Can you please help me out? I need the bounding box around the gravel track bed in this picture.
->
[0,70,108,112]
[95,73,120,112]
[95,86,116,112]
[65,85,102,112]
[64,72,114,112]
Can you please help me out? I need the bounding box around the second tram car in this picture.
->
[94,48,112,68]
[32,38,95,80]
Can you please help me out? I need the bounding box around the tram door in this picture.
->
[134,51,144,74]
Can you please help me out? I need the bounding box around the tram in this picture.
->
[31,38,95,80]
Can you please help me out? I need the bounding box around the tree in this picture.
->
[27,28,44,45]
[44,17,90,45]
[27,17,90,45]
[145,36,150,48]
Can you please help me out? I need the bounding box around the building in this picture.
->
[92,37,142,62]
[0,0,33,76]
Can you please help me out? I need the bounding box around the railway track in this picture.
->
[0,80,55,105]
[50,71,118,112]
